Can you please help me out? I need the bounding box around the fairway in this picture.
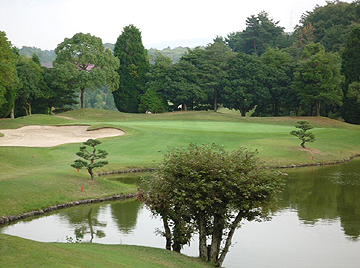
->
[0,109,360,217]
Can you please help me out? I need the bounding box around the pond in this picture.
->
[2,159,360,268]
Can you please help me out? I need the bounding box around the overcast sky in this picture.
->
[0,0,354,50]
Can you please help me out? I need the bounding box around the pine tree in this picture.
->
[290,121,316,148]
[113,25,149,113]
[71,139,108,180]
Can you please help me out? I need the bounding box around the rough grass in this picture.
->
[0,234,213,268]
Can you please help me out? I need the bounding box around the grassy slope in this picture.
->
[0,234,213,268]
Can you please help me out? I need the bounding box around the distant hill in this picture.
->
[19,46,56,65]
[19,44,190,66]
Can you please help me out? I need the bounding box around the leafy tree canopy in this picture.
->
[0,31,19,118]
[227,11,289,55]
[54,33,120,109]
[298,0,360,52]
[140,143,284,267]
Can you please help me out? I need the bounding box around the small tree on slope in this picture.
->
[71,139,108,179]
[290,120,316,148]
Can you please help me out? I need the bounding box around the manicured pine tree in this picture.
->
[71,139,108,180]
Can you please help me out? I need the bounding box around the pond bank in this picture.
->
[2,155,360,226]
[0,193,136,225]
[268,153,360,169]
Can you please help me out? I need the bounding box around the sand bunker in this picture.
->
[0,125,125,147]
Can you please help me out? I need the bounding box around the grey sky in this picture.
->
[0,0,353,50]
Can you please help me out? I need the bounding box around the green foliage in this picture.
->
[182,41,235,111]
[298,1,360,52]
[71,139,108,179]
[15,55,46,116]
[138,88,168,113]
[290,120,316,148]
[292,43,343,116]
[223,52,268,116]
[259,48,296,116]
[227,11,289,55]
[163,60,206,110]
[113,24,149,113]
[0,31,18,118]
[341,26,360,124]
[54,33,120,109]
[140,143,284,266]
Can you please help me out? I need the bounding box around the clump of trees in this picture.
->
[71,139,108,179]
[139,144,284,267]
[1,1,360,124]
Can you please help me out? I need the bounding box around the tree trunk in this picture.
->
[88,167,95,179]
[28,102,32,115]
[214,89,218,112]
[10,108,14,119]
[23,106,29,116]
[218,211,244,267]
[161,215,172,250]
[240,108,246,117]
[210,215,224,264]
[316,100,321,116]
[198,215,209,261]
[81,88,86,109]
[274,99,279,116]
[172,218,182,253]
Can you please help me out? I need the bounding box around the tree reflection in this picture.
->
[60,205,106,242]
[280,159,360,240]
[110,199,142,234]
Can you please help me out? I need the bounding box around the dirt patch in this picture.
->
[0,125,125,147]
[298,147,325,155]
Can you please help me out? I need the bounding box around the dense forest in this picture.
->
[1,1,360,124]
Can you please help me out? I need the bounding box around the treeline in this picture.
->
[1,1,360,123]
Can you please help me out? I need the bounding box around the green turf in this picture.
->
[0,109,359,217]
[0,234,213,268]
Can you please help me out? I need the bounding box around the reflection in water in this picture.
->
[61,207,107,243]
[110,199,142,234]
[280,158,360,240]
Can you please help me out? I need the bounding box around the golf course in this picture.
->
[1,109,360,267]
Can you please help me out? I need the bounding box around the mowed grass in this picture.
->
[0,109,359,217]
[0,234,213,268]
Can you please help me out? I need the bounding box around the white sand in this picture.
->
[0,125,125,147]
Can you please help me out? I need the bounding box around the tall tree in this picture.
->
[292,42,343,116]
[43,62,78,113]
[163,60,206,110]
[54,33,120,109]
[182,40,235,111]
[140,144,283,267]
[341,26,360,124]
[260,48,296,116]
[223,53,268,116]
[0,31,18,118]
[113,25,149,113]
[15,55,46,116]
[227,11,289,55]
